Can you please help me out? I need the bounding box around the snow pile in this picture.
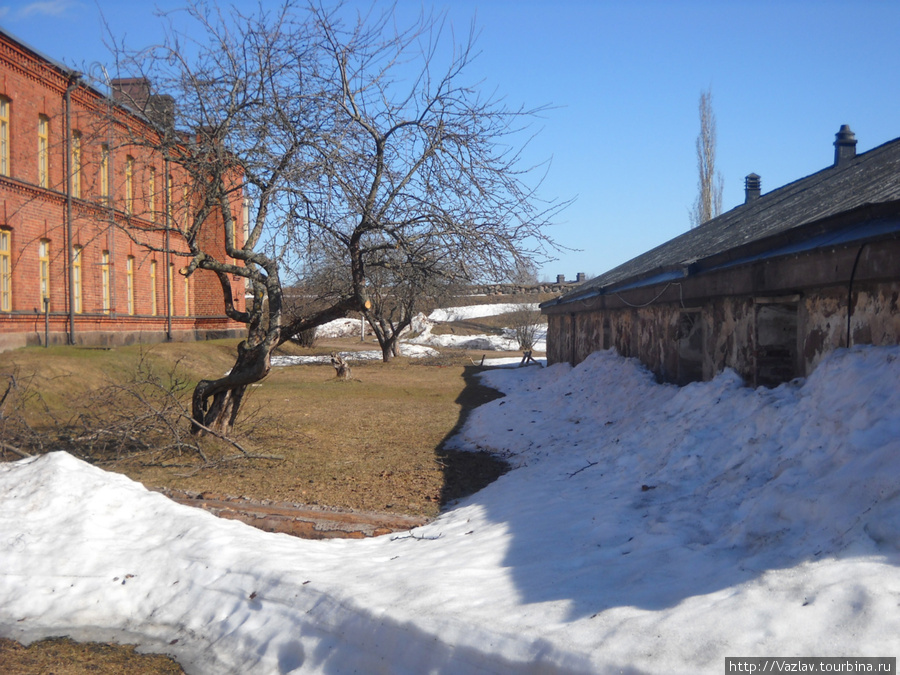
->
[408,304,547,352]
[2,346,900,674]
[271,344,440,367]
[407,323,547,352]
[313,317,365,339]
[297,304,547,354]
[427,303,539,322]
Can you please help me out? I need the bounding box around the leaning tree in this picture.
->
[110,0,563,434]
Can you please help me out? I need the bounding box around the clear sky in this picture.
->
[2,0,899,281]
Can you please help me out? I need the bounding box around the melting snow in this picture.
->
[2,346,899,673]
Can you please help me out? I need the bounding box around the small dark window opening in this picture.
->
[676,310,704,385]
[755,302,798,387]
[602,316,612,350]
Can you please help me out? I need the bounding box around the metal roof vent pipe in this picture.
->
[744,173,761,203]
[834,124,857,166]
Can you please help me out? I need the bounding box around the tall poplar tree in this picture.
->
[690,88,724,228]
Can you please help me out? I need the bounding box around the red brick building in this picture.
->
[0,28,246,351]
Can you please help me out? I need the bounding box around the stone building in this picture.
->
[0,28,246,351]
[542,125,900,387]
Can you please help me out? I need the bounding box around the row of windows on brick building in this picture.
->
[0,230,191,316]
[0,94,199,222]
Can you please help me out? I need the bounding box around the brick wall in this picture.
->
[0,29,246,351]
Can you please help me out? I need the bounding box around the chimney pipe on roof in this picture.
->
[110,77,175,132]
[744,173,761,203]
[834,124,857,166]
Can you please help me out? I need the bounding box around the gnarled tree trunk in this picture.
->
[192,340,272,436]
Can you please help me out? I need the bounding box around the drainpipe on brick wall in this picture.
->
[64,73,80,345]
[164,159,172,340]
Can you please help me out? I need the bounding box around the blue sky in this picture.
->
[2,0,899,280]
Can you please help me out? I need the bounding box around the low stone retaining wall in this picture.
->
[153,487,429,539]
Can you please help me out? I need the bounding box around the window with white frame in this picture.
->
[72,245,82,314]
[0,97,10,177]
[101,250,110,313]
[126,256,135,315]
[39,239,50,306]
[38,115,49,188]
[0,229,11,311]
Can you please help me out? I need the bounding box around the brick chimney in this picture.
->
[833,124,857,166]
[744,173,761,203]
[556,274,566,284]
[110,77,175,132]
[110,77,150,109]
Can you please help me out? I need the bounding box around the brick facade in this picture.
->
[0,28,246,351]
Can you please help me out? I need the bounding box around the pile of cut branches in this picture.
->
[0,353,279,473]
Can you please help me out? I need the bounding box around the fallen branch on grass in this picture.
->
[0,441,31,459]
[174,451,285,477]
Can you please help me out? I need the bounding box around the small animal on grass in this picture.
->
[330,352,352,380]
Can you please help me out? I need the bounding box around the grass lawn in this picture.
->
[0,337,509,518]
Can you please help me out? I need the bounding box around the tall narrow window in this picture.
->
[99,144,110,203]
[148,166,156,222]
[39,239,50,305]
[167,263,174,316]
[125,156,134,215]
[101,251,110,313]
[38,115,49,188]
[183,274,190,317]
[71,130,82,198]
[0,229,10,311]
[126,256,135,315]
[150,260,157,316]
[0,97,10,177]
[72,245,82,314]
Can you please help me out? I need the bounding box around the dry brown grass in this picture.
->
[0,337,510,673]
[0,338,508,516]
[0,637,186,674]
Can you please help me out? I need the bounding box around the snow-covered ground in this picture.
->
[426,303,539,322]
[290,303,548,357]
[271,344,440,367]
[420,303,546,352]
[2,345,899,674]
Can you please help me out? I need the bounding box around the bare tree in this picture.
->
[108,1,562,434]
[362,248,453,362]
[689,88,724,228]
[507,305,543,351]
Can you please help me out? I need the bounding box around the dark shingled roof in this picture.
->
[551,128,900,306]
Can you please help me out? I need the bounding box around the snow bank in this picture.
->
[427,303,539,322]
[312,317,365,339]
[298,306,546,354]
[408,308,547,352]
[2,346,899,674]
[271,344,439,367]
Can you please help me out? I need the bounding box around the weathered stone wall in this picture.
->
[545,278,900,387]
[468,281,581,297]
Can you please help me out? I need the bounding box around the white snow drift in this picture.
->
[2,346,899,674]
[300,303,547,357]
